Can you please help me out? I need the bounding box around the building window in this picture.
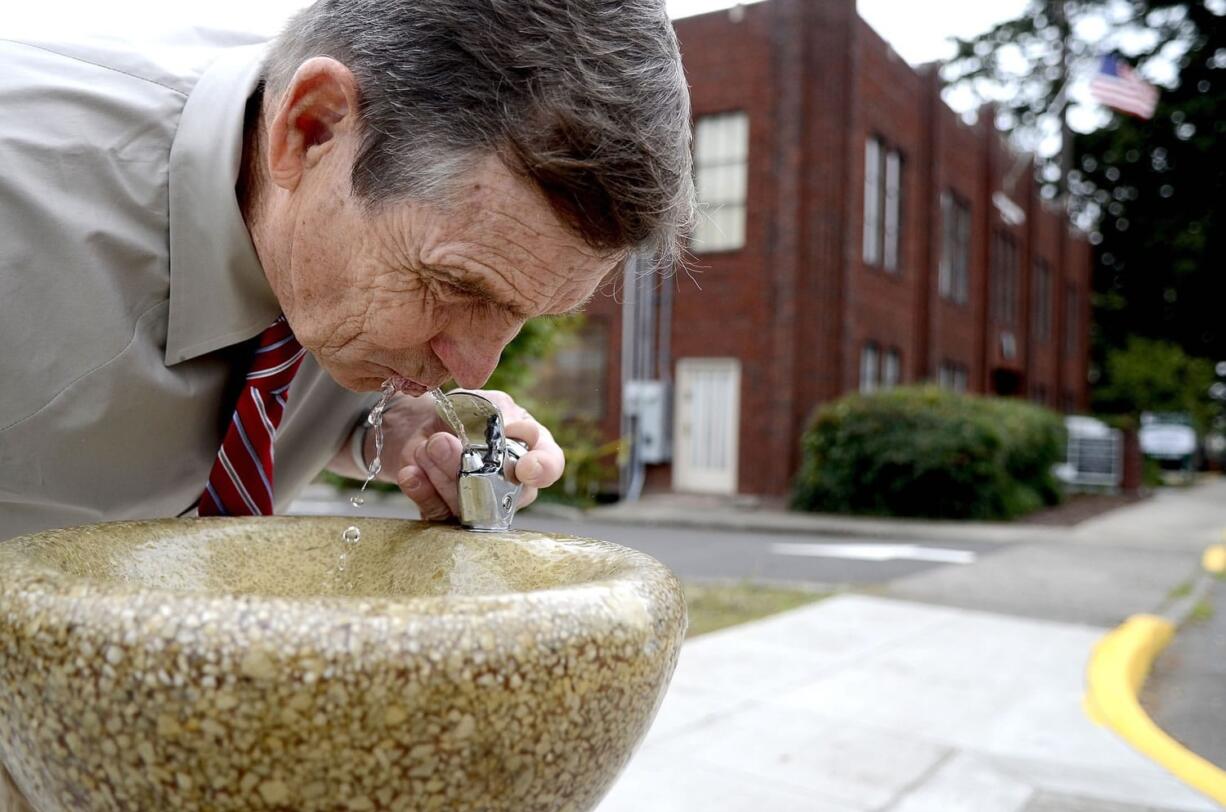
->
[882,348,902,389]
[1064,285,1079,357]
[938,361,969,393]
[939,191,971,304]
[883,150,903,272]
[860,342,880,393]
[1031,383,1049,406]
[692,112,749,253]
[863,136,904,272]
[1032,258,1052,342]
[991,230,1019,326]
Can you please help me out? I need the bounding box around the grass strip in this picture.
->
[682,580,828,638]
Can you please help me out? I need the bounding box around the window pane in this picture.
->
[728,204,746,248]
[883,350,901,388]
[696,164,746,204]
[860,344,879,393]
[1065,287,1078,356]
[730,113,750,160]
[992,232,1018,325]
[863,138,881,264]
[883,150,902,272]
[1032,260,1051,341]
[693,112,749,253]
[955,200,970,304]
[692,205,720,251]
[939,193,953,298]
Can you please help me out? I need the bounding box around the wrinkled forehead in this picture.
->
[447,156,624,275]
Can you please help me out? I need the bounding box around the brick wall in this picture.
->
[574,0,1093,497]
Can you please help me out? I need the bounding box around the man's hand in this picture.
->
[371,390,562,521]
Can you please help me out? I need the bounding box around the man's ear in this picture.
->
[266,57,359,192]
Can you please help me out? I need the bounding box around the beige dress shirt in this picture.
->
[0,30,373,540]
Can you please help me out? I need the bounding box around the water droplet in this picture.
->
[350,494,365,508]
[342,526,361,544]
[367,458,382,477]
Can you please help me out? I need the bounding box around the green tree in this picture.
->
[482,315,583,396]
[944,1,1209,201]
[1074,9,1225,363]
[946,2,1224,390]
[1092,337,1217,430]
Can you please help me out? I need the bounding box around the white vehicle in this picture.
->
[1139,412,1199,473]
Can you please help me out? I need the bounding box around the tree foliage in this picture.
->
[1073,8,1225,363]
[1092,337,1217,430]
[481,315,583,396]
[947,1,1224,419]
[944,0,1210,202]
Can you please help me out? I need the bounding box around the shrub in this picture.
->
[791,386,1066,520]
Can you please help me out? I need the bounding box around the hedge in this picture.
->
[791,386,1066,520]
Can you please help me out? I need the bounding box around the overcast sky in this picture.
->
[6,0,1105,143]
[6,0,1024,67]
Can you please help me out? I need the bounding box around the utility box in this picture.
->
[623,380,670,464]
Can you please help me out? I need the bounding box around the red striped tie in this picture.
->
[198,316,307,516]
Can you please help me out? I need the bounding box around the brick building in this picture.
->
[535,0,1092,498]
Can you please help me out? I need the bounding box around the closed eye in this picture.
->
[430,272,529,320]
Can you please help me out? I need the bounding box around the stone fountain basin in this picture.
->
[0,517,687,812]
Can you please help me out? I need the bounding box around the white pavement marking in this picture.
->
[770,542,978,565]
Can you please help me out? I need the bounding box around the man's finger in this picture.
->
[517,485,539,509]
[396,464,452,521]
[504,419,542,448]
[513,449,563,488]
[504,418,563,487]
[414,433,462,517]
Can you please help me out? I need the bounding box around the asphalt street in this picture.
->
[289,493,1013,587]
[515,514,1008,587]
[1144,577,1226,771]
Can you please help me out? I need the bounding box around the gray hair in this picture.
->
[263,0,695,271]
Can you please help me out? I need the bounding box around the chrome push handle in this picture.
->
[435,391,527,532]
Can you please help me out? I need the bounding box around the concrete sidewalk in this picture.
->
[595,594,1218,812]
[590,482,1226,811]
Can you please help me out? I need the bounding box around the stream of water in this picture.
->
[336,383,468,586]
[337,379,397,579]
[429,388,470,448]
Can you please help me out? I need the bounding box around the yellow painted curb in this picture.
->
[1205,544,1226,575]
[1085,614,1226,804]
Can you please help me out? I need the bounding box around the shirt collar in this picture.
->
[166,42,280,365]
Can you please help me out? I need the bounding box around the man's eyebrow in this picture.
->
[430,267,531,318]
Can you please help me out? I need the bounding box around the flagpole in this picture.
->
[1001,74,1072,191]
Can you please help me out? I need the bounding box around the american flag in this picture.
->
[1089,54,1159,120]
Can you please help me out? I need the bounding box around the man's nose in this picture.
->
[430,329,516,389]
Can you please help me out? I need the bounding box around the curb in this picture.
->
[1084,544,1226,805]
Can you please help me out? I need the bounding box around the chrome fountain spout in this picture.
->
[435,391,528,532]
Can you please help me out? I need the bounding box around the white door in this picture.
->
[673,358,740,494]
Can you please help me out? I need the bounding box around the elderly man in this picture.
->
[0,0,693,538]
